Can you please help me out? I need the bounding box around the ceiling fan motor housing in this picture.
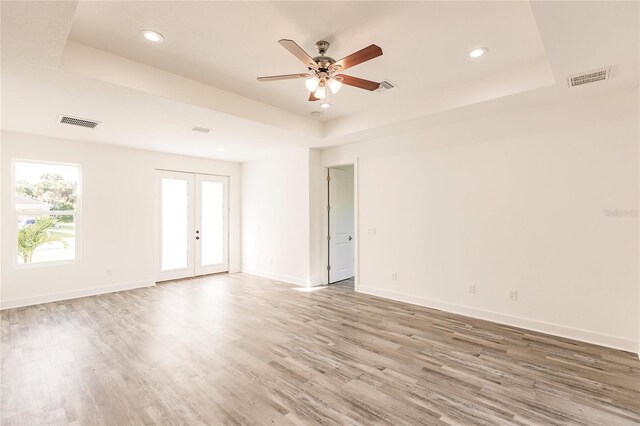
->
[311,43,343,87]
[312,41,337,72]
[315,40,330,54]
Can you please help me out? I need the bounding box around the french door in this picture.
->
[156,170,229,281]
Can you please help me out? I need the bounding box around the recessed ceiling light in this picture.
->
[320,103,331,109]
[469,47,488,58]
[141,30,164,43]
[218,147,226,152]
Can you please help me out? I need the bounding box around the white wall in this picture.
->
[320,87,640,353]
[241,147,311,286]
[0,131,241,308]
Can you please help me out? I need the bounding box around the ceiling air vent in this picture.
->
[376,80,396,92]
[58,115,100,128]
[567,67,610,88]
[192,127,211,133]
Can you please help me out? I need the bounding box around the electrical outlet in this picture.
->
[392,272,398,281]
[509,290,518,301]
[468,283,476,294]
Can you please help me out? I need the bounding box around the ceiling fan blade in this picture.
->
[257,73,311,82]
[331,44,383,72]
[278,39,318,69]
[337,74,381,91]
[308,92,320,101]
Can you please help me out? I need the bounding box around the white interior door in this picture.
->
[156,171,229,281]
[329,167,355,283]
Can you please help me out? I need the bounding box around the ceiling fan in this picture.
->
[257,39,383,101]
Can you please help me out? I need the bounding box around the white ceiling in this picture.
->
[1,62,308,161]
[1,1,638,162]
[0,0,76,69]
[67,1,550,121]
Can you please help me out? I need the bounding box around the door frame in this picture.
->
[323,160,359,290]
[155,169,230,282]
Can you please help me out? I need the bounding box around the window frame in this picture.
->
[12,158,82,268]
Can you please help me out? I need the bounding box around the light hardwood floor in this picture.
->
[2,273,639,425]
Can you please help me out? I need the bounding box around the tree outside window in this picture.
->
[14,161,80,265]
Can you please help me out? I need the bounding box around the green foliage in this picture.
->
[15,180,34,198]
[18,217,69,263]
[16,173,77,209]
[16,173,77,222]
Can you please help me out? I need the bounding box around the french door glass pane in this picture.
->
[161,178,188,271]
[201,181,223,266]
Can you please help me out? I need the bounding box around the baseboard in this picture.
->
[1,280,156,310]
[358,286,639,354]
[241,269,309,287]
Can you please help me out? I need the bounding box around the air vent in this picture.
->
[567,67,610,88]
[58,115,100,128]
[376,80,396,92]
[192,127,211,133]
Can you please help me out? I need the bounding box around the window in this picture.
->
[13,160,80,265]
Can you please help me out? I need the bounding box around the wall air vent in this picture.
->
[376,80,396,92]
[58,115,100,128]
[567,67,610,88]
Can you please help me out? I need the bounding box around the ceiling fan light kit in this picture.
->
[328,77,343,94]
[315,84,327,99]
[305,77,319,92]
[257,39,384,102]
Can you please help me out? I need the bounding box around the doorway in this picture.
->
[328,165,355,284]
[156,170,229,281]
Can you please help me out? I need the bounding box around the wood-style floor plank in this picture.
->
[1,273,639,425]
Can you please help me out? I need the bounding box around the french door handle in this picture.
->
[348,236,352,241]
[196,236,200,240]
